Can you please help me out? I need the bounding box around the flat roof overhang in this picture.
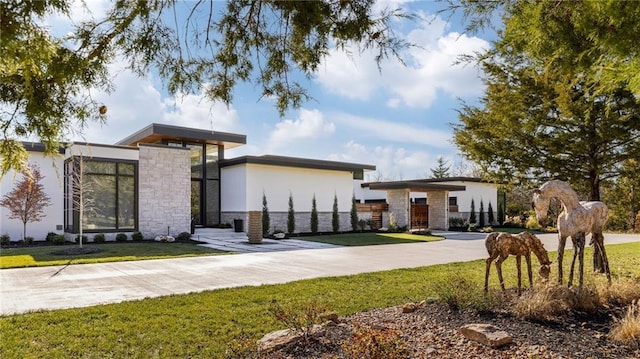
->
[220,155,376,172]
[367,181,466,192]
[115,123,246,149]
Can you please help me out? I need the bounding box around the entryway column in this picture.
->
[426,190,448,230]
[386,189,410,228]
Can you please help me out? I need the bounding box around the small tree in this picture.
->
[350,194,359,231]
[262,193,270,236]
[479,200,485,227]
[497,192,506,225]
[430,156,451,178]
[310,194,318,234]
[0,165,51,241]
[287,192,295,234]
[488,201,495,225]
[469,198,477,224]
[332,194,340,233]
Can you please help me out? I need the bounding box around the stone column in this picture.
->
[426,190,448,230]
[386,189,410,228]
[247,211,263,243]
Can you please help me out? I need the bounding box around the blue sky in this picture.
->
[56,1,493,181]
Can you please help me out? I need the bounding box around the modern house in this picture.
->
[0,123,499,241]
[0,124,374,241]
[354,177,500,230]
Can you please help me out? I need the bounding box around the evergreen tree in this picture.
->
[497,194,505,226]
[469,198,476,224]
[310,194,318,234]
[479,200,485,227]
[332,194,340,233]
[430,156,451,178]
[488,201,495,225]
[350,195,359,232]
[262,193,270,236]
[287,192,295,234]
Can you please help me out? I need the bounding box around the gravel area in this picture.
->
[268,302,640,358]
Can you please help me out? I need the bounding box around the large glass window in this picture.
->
[66,158,137,232]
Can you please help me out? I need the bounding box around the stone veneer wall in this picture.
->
[426,190,448,230]
[138,144,191,238]
[387,189,410,228]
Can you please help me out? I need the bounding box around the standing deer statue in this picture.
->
[532,180,611,287]
[484,231,551,294]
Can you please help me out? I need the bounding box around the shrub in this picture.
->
[448,217,466,229]
[75,235,88,244]
[431,275,493,311]
[358,219,367,231]
[23,236,34,245]
[51,234,66,245]
[342,326,410,359]
[115,233,128,242]
[310,195,318,234]
[480,226,494,233]
[525,215,542,230]
[287,192,295,234]
[46,232,58,242]
[132,231,144,241]
[93,233,106,243]
[332,194,340,233]
[609,300,640,348]
[176,232,192,241]
[269,300,328,341]
[0,234,10,246]
[350,195,359,232]
[262,193,270,237]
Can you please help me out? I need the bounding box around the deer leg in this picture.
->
[594,233,612,285]
[578,232,586,287]
[568,236,579,287]
[525,253,533,288]
[557,235,567,285]
[496,256,506,291]
[485,257,494,293]
[516,255,522,295]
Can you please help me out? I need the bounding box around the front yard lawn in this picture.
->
[0,242,230,269]
[298,232,443,246]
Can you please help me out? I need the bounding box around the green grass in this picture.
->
[2,241,637,358]
[0,242,229,269]
[297,232,443,246]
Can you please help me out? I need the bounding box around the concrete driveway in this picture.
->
[1,232,638,315]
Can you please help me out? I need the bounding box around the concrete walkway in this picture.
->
[1,233,638,315]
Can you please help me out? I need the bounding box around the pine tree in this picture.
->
[430,156,451,178]
[332,194,340,233]
[469,198,476,224]
[488,202,495,225]
[262,193,270,236]
[310,194,318,234]
[350,195,359,232]
[0,165,52,241]
[287,192,295,234]
[479,200,485,227]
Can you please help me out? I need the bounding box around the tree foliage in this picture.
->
[350,194,359,232]
[262,192,270,236]
[478,199,485,227]
[453,2,640,201]
[332,194,339,233]
[0,165,52,240]
[430,156,450,179]
[1,0,412,175]
[287,191,295,234]
[468,198,476,224]
[487,201,494,225]
[310,194,318,234]
[602,159,640,232]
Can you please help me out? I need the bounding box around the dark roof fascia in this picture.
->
[416,177,484,183]
[21,142,65,154]
[115,123,246,146]
[367,181,466,192]
[220,155,376,172]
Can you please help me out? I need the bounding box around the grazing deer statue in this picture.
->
[532,180,611,287]
[484,231,551,294]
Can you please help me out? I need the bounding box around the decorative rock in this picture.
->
[402,302,418,313]
[459,323,513,348]
[154,235,175,242]
[273,232,286,239]
[257,329,300,352]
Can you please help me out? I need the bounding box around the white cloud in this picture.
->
[315,15,489,108]
[162,93,240,134]
[335,113,452,148]
[266,109,336,152]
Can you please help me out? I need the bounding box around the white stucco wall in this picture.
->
[0,152,64,240]
[220,165,248,212]
[447,181,498,213]
[66,143,139,161]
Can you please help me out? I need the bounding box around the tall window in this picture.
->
[66,158,137,232]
